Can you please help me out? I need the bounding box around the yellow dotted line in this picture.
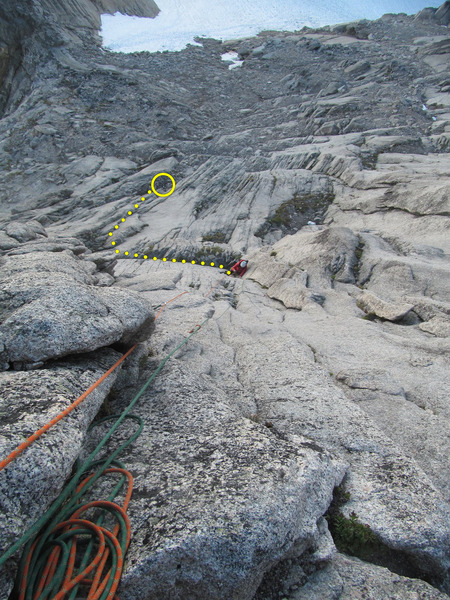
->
[116,253,231,275]
[108,175,231,274]
[109,173,176,240]
[108,198,230,273]
[109,195,148,244]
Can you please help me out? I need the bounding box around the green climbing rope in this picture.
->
[0,276,243,598]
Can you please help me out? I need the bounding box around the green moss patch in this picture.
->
[328,511,377,556]
[255,191,334,238]
[201,231,229,244]
[352,236,365,281]
[325,483,434,584]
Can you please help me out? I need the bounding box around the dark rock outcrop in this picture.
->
[0,0,159,115]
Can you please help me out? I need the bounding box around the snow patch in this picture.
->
[221,51,244,70]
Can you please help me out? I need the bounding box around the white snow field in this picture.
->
[100,0,444,53]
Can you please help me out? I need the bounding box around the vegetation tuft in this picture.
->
[325,484,380,559]
[325,483,432,584]
[329,511,377,555]
[189,247,242,268]
[195,246,224,258]
[202,231,229,244]
[194,196,218,215]
[360,151,379,170]
[255,191,334,238]
[352,237,365,281]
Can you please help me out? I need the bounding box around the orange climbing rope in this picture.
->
[0,345,137,474]
[203,275,227,298]
[18,468,133,600]
[0,291,194,475]
[0,271,229,600]
[154,290,189,319]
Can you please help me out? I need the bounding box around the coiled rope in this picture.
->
[0,271,238,599]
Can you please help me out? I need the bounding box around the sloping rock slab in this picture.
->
[221,293,450,590]
[292,553,450,599]
[419,315,450,337]
[96,292,347,600]
[356,291,413,321]
[0,231,19,251]
[249,227,360,294]
[336,368,405,396]
[0,250,96,283]
[263,227,359,289]
[117,363,346,600]
[4,220,47,243]
[405,295,450,321]
[247,253,291,289]
[4,236,87,256]
[267,277,325,310]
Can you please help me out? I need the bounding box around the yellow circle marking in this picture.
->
[151,173,176,197]
[108,173,177,246]
[106,170,236,275]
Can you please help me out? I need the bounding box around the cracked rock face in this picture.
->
[0,244,155,369]
[0,1,449,599]
[290,553,450,600]
[106,260,450,597]
[356,291,414,321]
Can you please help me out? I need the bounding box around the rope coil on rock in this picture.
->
[0,271,240,599]
[17,460,134,600]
